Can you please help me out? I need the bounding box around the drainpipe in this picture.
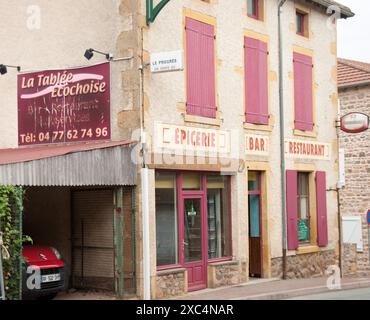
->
[278,0,288,280]
[139,25,151,300]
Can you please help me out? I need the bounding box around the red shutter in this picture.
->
[186,17,216,118]
[316,171,328,247]
[244,37,269,125]
[286,170,298,250]
[293,52,313,131]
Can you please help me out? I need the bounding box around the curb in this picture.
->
[234,280,370,300]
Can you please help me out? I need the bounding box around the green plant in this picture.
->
[0,186,25,300]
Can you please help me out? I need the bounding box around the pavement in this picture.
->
[173,276,370,300]
[53,276,370,300]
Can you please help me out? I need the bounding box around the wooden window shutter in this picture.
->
[293,52,313,131]
[245,37,269,125]
[316,171,328,247]
[286,170,299,250]
[186,17,216,118]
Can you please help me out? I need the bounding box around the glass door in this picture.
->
[182,197,207,291]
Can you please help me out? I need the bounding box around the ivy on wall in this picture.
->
[0,186,25,300]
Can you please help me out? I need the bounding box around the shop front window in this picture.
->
[298,172,310,243]
[155,172,178,266]
[207,175,231,259]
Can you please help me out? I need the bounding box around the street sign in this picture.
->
[340,112,369,133]
[150,50,183,73]
[367,210,370,226]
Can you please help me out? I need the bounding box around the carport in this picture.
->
[0,140,138,298]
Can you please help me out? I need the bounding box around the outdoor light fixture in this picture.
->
[84,48,113,61]
[0,64,21,75]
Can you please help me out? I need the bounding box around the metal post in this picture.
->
[0,232,6,300]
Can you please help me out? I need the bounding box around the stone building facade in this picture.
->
[338,58,370,277]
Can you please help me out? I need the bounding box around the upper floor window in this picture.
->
[247,0,263,21]
[185,17,217,118]
[296,11,308,37]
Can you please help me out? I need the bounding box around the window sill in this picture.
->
[293,128,317,138]
[157,267,186,276]
[183,114,222,127]
[296,245,320,255]
[244,115,275,132]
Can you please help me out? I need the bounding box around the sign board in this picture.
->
[17,63,111,146]
[245,134,269,156]
[154,123,230,154]
[150,51,184,73]
[340,112,369,133]
[285,139,331,161]
[367,210,370,226]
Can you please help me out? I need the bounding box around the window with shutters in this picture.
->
[286,170,328,251]
[298,172,310,243]
[293,52,314,132]
[185,17,217,119]
[244,36,269,125]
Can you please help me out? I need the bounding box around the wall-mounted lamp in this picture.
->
[84,48,113,61]
[0,64,21,75]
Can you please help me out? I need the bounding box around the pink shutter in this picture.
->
[186,18,216,118]
[286,170,298,250]
[245,37,269,125]
[316,171,328,247]
[293,52,313,131]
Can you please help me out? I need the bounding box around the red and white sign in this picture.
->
[285,139,331,161]
[17,63,111,146]
[154,123,230,154]
[340,112,369,134]
[245,134,269,156]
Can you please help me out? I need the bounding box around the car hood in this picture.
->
[22,245,64,268]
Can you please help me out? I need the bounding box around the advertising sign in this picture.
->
[285,139,331,161]
[17,63,110,146]
[154,123,230,155]
[340,112,369,134]
[245,134,269,156]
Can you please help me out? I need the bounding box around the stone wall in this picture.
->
[208,261,244,288]
[339,85,370,276]
[271,250,337,279]
[342,243,357,277]
[155,269,187,299]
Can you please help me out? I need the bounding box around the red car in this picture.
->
[22,246,67,300]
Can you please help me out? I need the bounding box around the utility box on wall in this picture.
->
[342,216,364,252]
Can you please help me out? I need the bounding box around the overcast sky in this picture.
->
[337,0,370,63]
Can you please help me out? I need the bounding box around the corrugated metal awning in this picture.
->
[0,140,137,186]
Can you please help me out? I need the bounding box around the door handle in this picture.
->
[183,241,189,246]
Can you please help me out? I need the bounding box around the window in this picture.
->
[247,0,264,21]
[155,172,178,266]
[247,0,258,18]
[296,11,308,37]
[297,172,310,243]
[293,52,313,131]
[185,17,216,118]
[286,170,329,250]
[244,37,269,125]
[207,175,231,259]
